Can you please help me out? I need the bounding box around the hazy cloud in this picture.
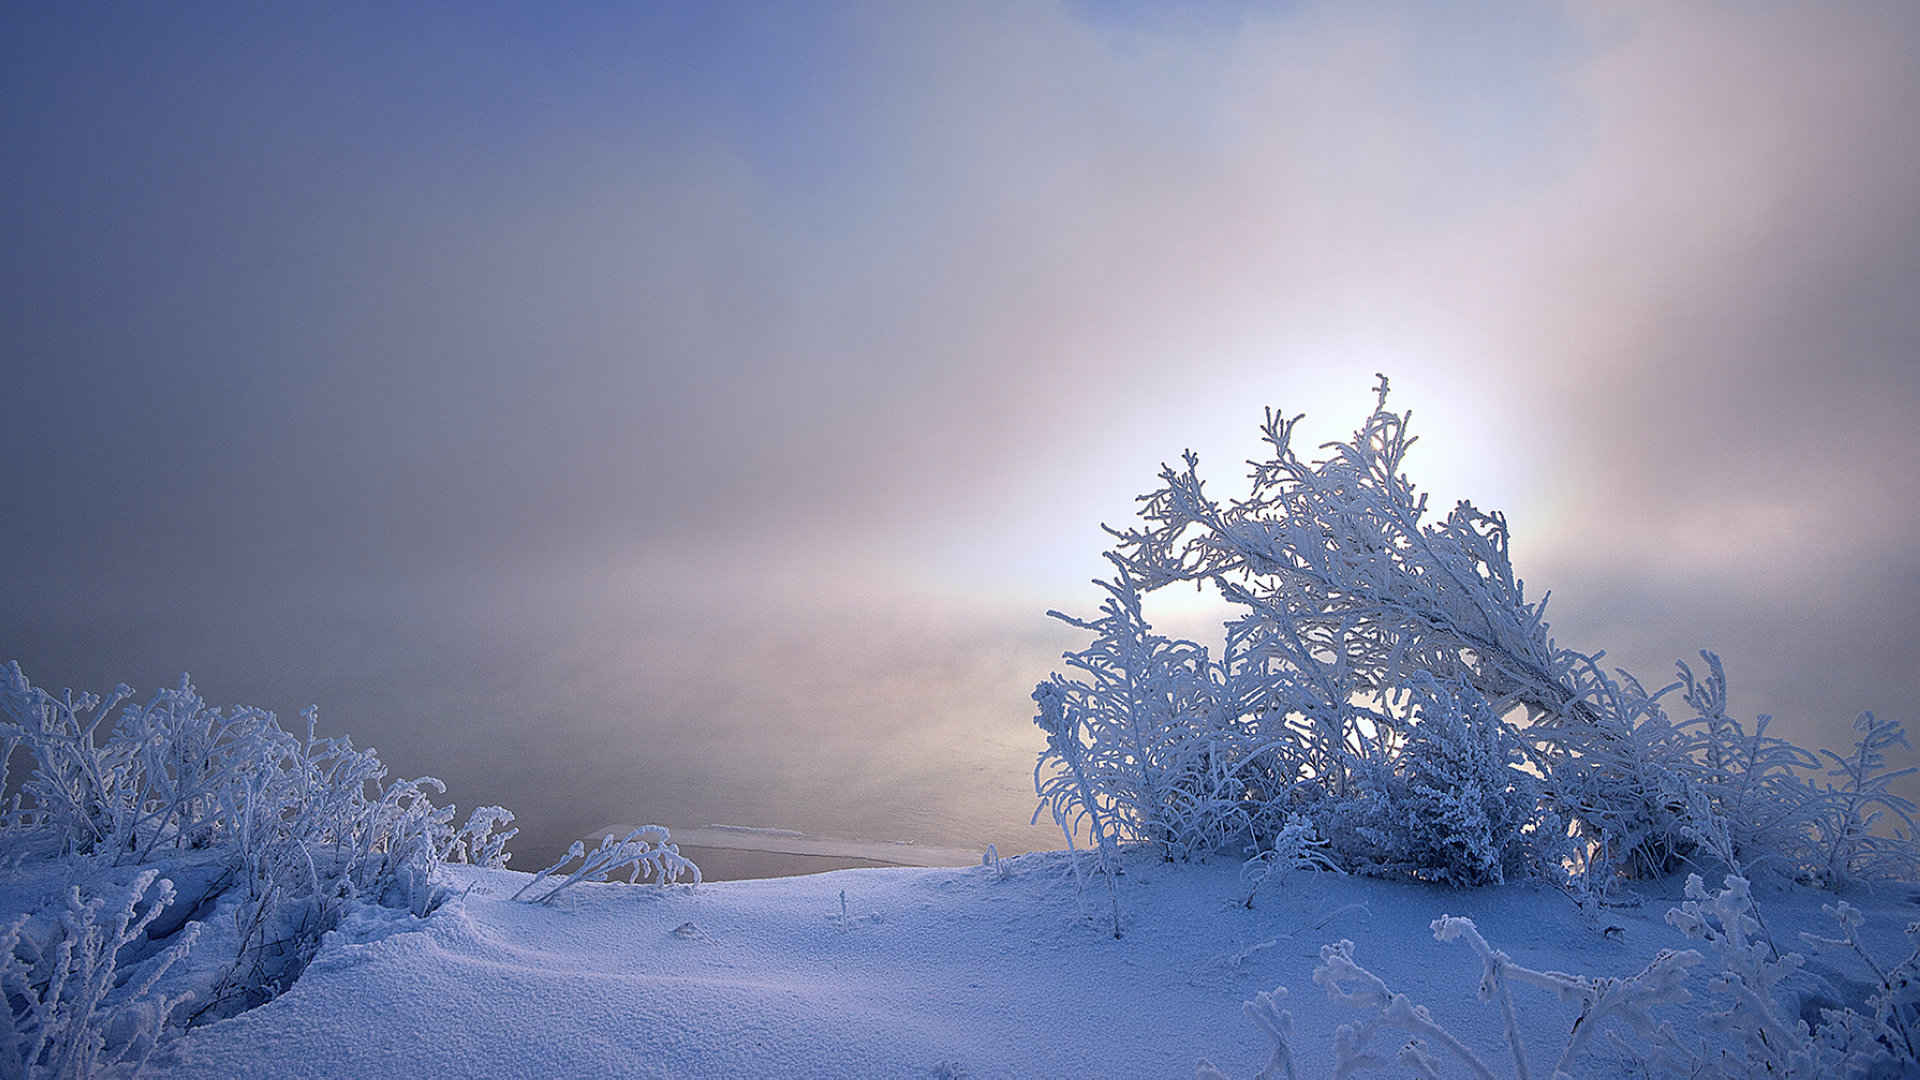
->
[5,1,1916,849]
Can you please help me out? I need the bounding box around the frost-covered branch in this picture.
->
[1311,937,1497,1080]
[1811,713,1919,886]
[1195,986,1297,1080]
[1431,914,1699,1078]
[511,825,699,905]
[1032,679,1125,937]
[0,871,201,1079]
[1800,900,1920,1063]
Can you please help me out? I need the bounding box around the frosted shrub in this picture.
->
[1664,873,1831,1074]
[1201,876,1920,1078]
[1241,814,1343,909]
[0,662,529,1031]
[1662,874,1918,1076]
[1035,378,1919,892]
[445,806,518,870]
[0,871,200,1080]
[1039,566,1246,860]
[0,667,140,859]
[1430,915,1703,1078]
[1337,676,1540,886]
[1311,934,1517,1078]
[1800,899,1920,1065]
[1031,678,1126,937]
[1204,922,1700,1079]
[1533,658,1705,882]
[1810,713,1918,887]
[511,825,700,905]
[1672,653,1820,879]
[0,663,477,900]
[1107,378,1573,776]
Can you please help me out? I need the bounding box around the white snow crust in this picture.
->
[154,851,1917,1078]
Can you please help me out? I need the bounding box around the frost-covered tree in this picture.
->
[1035,377,1919,892]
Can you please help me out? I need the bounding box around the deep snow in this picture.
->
[147,850,1917,1078]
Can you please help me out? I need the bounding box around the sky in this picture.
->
[5,1,1918,859]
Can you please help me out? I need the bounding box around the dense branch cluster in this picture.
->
[0,662,696,1076]
[1035,377,1918,895]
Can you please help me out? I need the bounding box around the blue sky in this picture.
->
[6,2,1917,853]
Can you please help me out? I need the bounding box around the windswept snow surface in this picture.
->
[159,851,1916,1078]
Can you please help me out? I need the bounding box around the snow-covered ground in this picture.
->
[149,850,1917,1079]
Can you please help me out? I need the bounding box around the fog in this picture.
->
[6,2,1917,861]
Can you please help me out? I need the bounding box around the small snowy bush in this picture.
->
[1661,873,1919,1076]
[1535,658,1704,882]
[1671,653,1821,880]
[1201,875,1920,1079]
[1799,897,1920,1065]
[510,825,700,905]
[1038,566,1250,861]
[1031,679,1125,937]
[1240,814,1343,909]
[0,662,533,1055]
[1809,713,1919,887]
[1212,919,1699,1079]
[1035,378,1919,893]
[445,806,519,871]
[1334,676,1540,886]
[1,871,200,1080]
